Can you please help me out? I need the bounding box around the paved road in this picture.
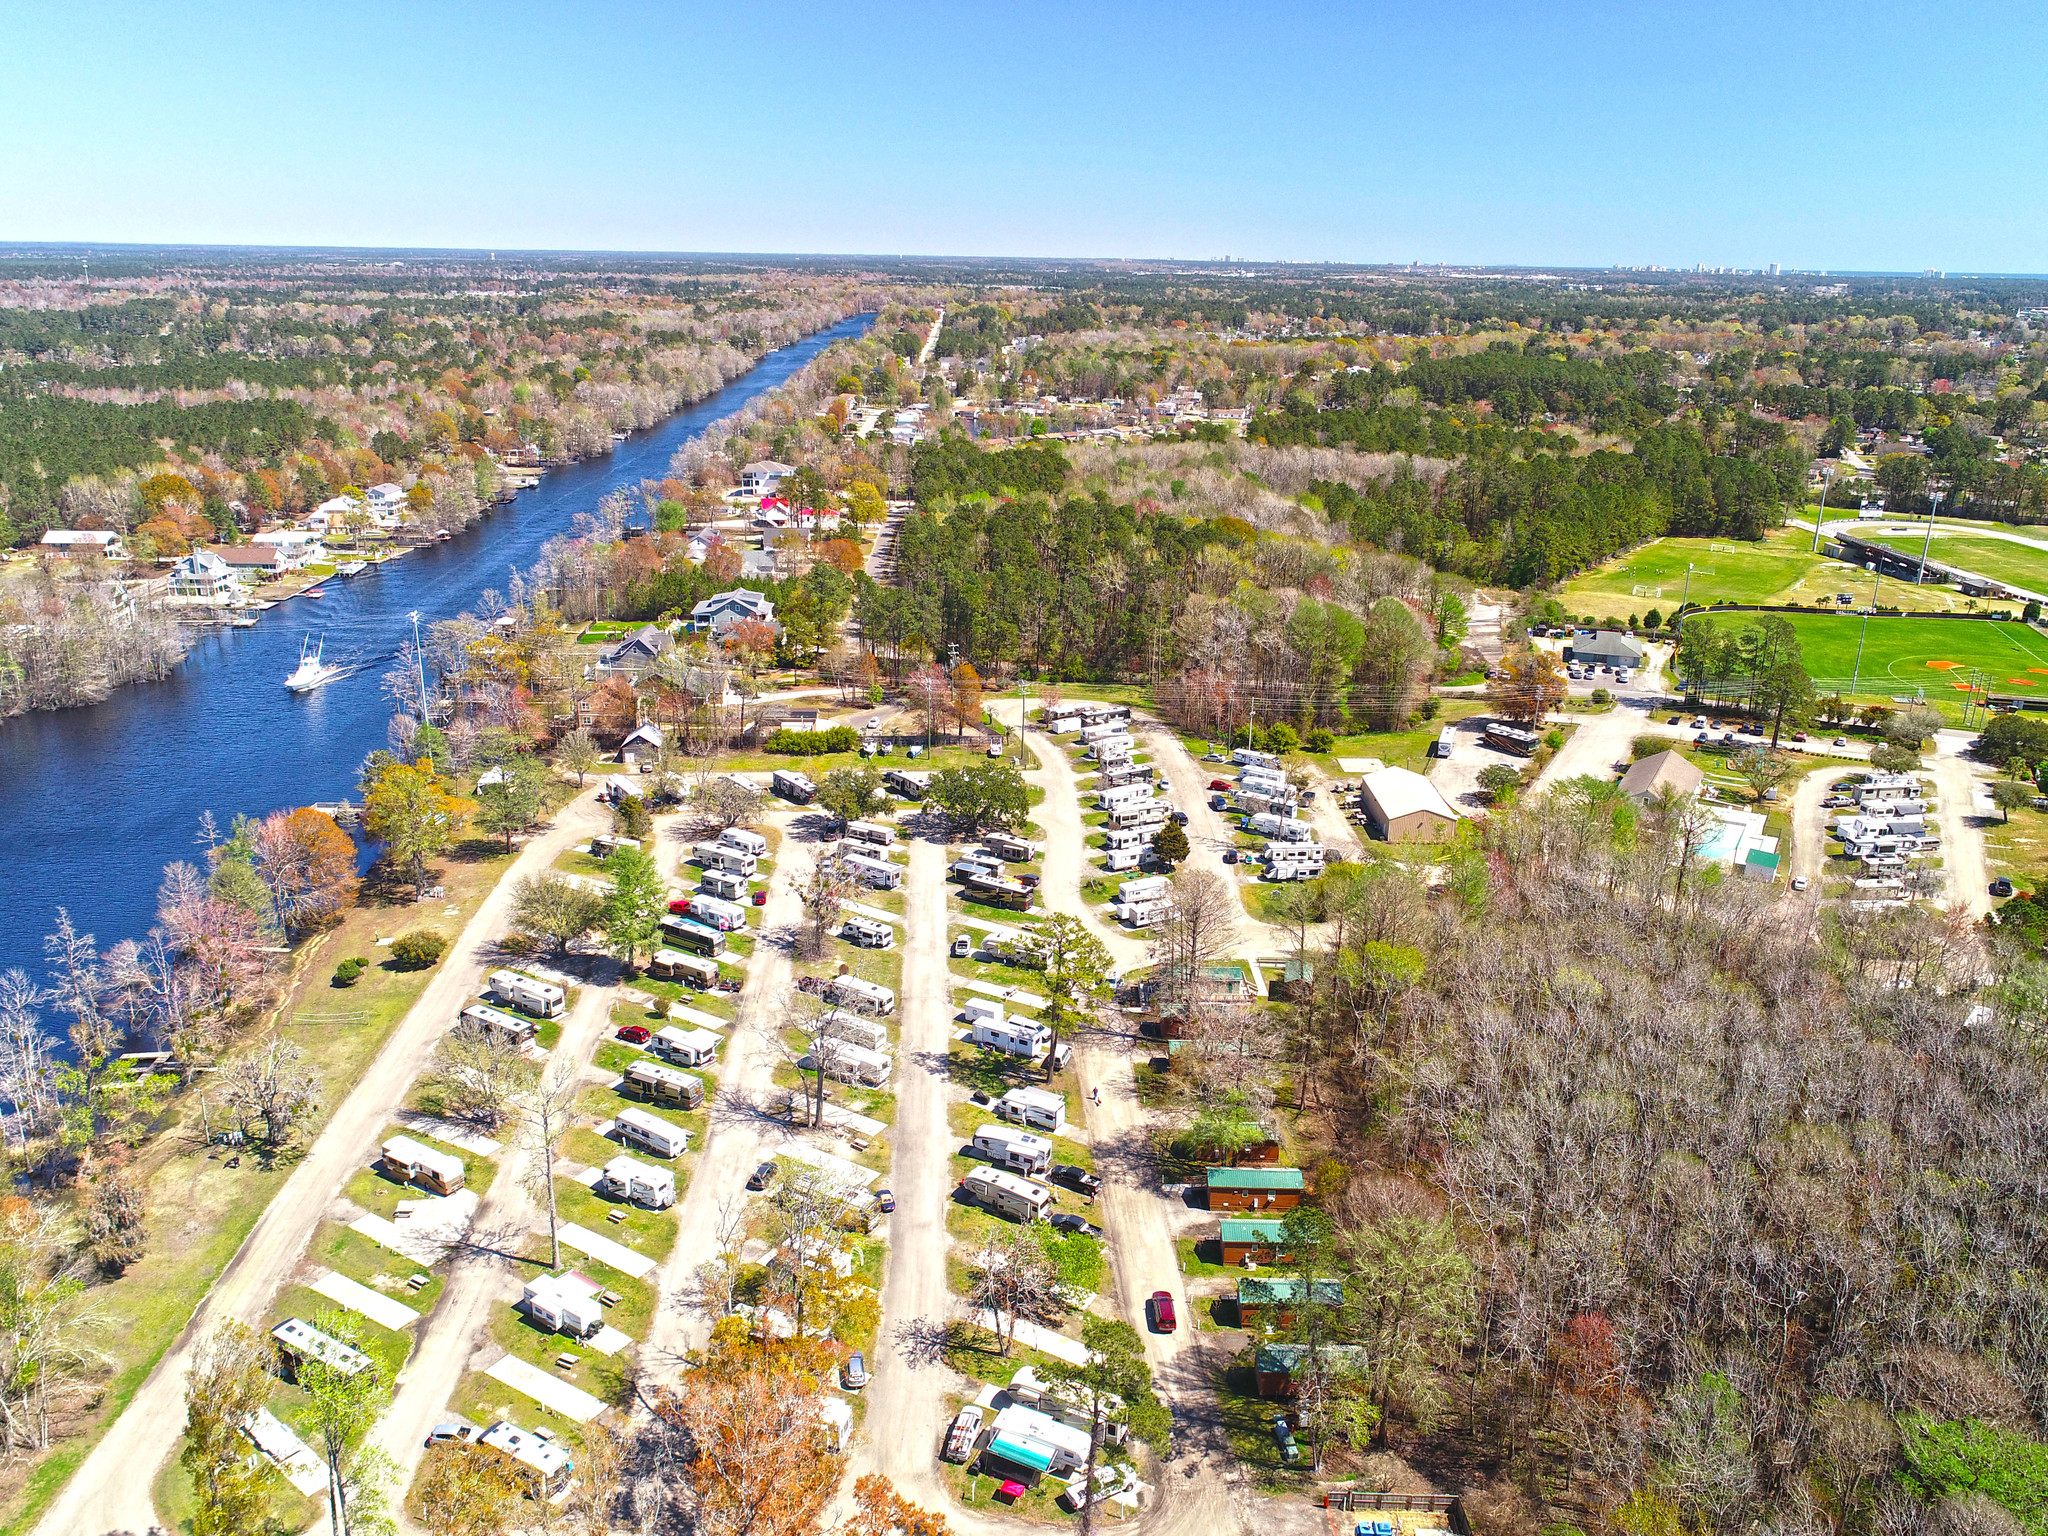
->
[916,306,945,368]
[39,784,613,1536]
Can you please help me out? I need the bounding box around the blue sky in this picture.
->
[6,0,2046,271]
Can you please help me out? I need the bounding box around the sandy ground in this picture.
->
[1930,735,1994,915]
[39,784,614,1536]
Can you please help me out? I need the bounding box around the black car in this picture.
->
[1052,1163,1103,1197]
[1049,1213,1104,1238]
[746,1161,777,1191]
[1209,794,1227,811]
[1992,877,2015,898]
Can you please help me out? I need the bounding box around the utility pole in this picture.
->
[1915,488,1945,585]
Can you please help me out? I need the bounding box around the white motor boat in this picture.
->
[285,636,346,693]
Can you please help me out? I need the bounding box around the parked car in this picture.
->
[843,1351,870,1390]
[1833,736,1850,746]
[1691,717,1708,729]
[1209,794,1227,811]
[951,934,971,958]
[943,1406,985,1462]
[1271,1414,1301,1464]
[1992,877,2016,898]
[1208,779,1231,791]
[1668,715,1684,725]
[1793,731,1809,742]
[1201,752,1224,762]
[1791,876,1809,892]
[867,717,882,731]
[1050,1214,1104,1238]
[1222,849,1238,865]
[1053,1163,1103,1196]
[616,1024,652,1045]
[667,897,691,913]
[752,889,768,905]
[746,1161,777,1192]
[1149,1291,1177,1332]
[425,1423,476,1447]
[1170,810,1189,825]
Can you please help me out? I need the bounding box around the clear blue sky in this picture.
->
[6,0,2046,272]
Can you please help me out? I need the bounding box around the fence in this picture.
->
[1320,1491,1471,1534]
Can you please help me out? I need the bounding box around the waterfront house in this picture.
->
[738,460,794,496]
[39,529,127,560]
[366,483,406,521]
[208,544,294,580]
[168,549,239,600]
[1203,1165,1304,1212]
[596,624,672,677]
[688,588,778,638]
[251,530,324,568]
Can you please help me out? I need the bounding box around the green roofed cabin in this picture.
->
[1255,1342,1367,1398]
[1203,1165,1303,1212]
[1218,1217,1293,1265]
[1237,1276,1345,1329]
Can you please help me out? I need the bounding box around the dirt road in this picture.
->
[1787,764,1840,899]
[39,785,613,1536]
[1930,740,1993,916]
[1023,735,1151,972]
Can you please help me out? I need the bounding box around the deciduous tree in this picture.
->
[509,873,605,955]
[182,1319,273,1536]
[602,845,667,967]
[362,761,473,900]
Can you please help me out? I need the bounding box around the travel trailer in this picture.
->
[647,948,721,987]
[485,969,565,1019]
[379,1136,464,1195]
[771,769,816,804]
[839,849,904,889]
[800,1040,893,1087]
[623,1058,705,1109]
[843,820,896,849]
[821,1010,892,1051]
[826,975,897,1016]
[841,914,895,949]
[651,1025,722,1068]
[686,893,749,931]
[615,1106,691,1160]
[460,1002,536,1048]
[719,828,770,859]
[962,1167,1053,1222]
[598,1154,676,1208]
[972,1123,1053,1175]
[523,1271,605,1337]
[995,1085,1067,1134]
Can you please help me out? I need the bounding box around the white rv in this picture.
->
[1233,747,1281,769]
[486,969,565,1019]
[1264,843,1326,880]
[839,849,904,889]
[719,828,770,859]
[616,1106,691,1160]
[843,820,896,849]
[652,1025,722,1068]
[841,914,895,949]
[820,1010,892,1052]
[827,975,896,1015]
[379,1136,464,1195]
[523,1271,606,1337]
[1107,801,1167,831]
[972,1016,1053,1058]
[962,1166,1053,1222]
[694,841,758,876]
[461,1002,536,1048]
[800,1040,893,1087]
[624,1058,705,1108]
[1096,783,1153,811]
[1079,722,1126,744]
[995,1085,1067,1134]
[1104,845,1143,872]
[972,1123,1054,1175]
[771,769,816,804]
[687,893,750,931]
[598,1154,676,1208]
[699,868,749,901]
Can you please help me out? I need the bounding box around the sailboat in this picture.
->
[284,635,346,693]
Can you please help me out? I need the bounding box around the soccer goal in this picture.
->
[1631,585,1663,598]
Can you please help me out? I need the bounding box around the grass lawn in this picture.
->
[1982,799,2048,890]
[1177,1237,1249,1279]
[1558,529,1844,619]
[1773,612,2048,699]
[1297,697,1490,778]
[552,847,610,879]
[1918,534,2048,597]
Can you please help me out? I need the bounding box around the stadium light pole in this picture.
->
[1810,465,1835,554]
[1915,488,1944,585]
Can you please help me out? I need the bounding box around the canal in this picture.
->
[0,313,871,981]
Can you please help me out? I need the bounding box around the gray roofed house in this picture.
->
[740,549,778,580]
[619,722,666,764]
[1618,749,1704,803]
[1568,630,1647,669]
[168,548,239,599]
[689,588,778,637]
[597,624,672,676]
[738,460,794,495]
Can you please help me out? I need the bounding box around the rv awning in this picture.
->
[987,1432,1055,1472]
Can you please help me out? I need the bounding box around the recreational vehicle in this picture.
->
[962,1167,1053,1223]
[1483,723,1542,757]
[1086,734,1133,762]
[826,975,897,1016]
[995,1085,1067,1134]
[839,849,904,889]
[1107,800,1168,831]
[615,1106,691,1160]
[598,1154,676,1209]
[693,841,758,876]
[972,1016,1053,1057]
[461,1002,536,1048]
[379,1136,464,1195]
[884,769,931,798]
[1096,782,1153,811]
[1264,844,1326,881]
[623,1058,705,1109]
[821,1010,891,1051]
[1101,760,1154,788]
[272,1318,371,1382]
[523,1271,605,1337]
[1079,722,1126,744]
[588,834,642,860]
[479,1422,573,1500]
[1104,845,1143,872]
[651,1025,722,1068]
[983,832,1035,861]
[699,868,749,901]
[719,828,770,859]
[686,893,749,931]
[486,969,565,1019]
[647,948,721,987]
[771,769,816,804]
[659,915,729,957]
[800,1040,893,1087]
[972,1123,1053,1175]
[843,819,897,849]
[841,915,895,949]
[1232,747,1281,770]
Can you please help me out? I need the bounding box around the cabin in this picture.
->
[598,1154,675,1209]
[1237,1275,1346,1330]
[1619,749,1705,803]
[826,975,896,1016]
[800,1040,893,1087]
[962,1167,1053,1223]
[647,948,722,988]
[486,969,566,1019]
[615,1105,691,1160]
[479,1421,574,1500]
[972,1123,1053,1175]
[523,1270,605,1337]
[623,1058,705,1109]
[379,1136,465,1195]
[271,1318,371,1382]
[460,1002,537,1049]
[1253,1343,1369,1400]
[995,1085,1066,1134]
[1204,1165,1304,1212]
[1218,1217,1292,1265]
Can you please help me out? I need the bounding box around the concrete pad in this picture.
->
[243,1408,328,1495]
[484,1354,608,1423]
[1337,757,1384,774]
[966,1307,1091,1364]
[586,1325,633,1357]
[349,1214,444,1269]
[844,900,904,926]
[558,1223,657,1279]
[569,1165,602,1187]
[395,1111,501,1156]
[774,1139,880,1189]
[954,913,1027,940]
[955,977,1046,1010]
[311,1269,421,1332]
[665,1004,729,1029]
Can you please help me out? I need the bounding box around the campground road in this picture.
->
[1930,736,1994,916]
[1788,765,1838,900]
[39,784,612,1536]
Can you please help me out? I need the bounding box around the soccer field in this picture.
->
[1775,613,2048,696]
[1918,534,2048,597]
[1560,531,1848,618]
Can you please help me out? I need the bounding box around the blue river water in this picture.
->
[0,314,871,980]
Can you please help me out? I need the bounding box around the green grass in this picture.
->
[1559,529,1841,618]
[1177,1237,1248,1279]
[1772,612,2048,698]
[1917,534,2048,596]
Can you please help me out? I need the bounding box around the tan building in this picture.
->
[1358,767,1461,842]
[1618,749,1704,803]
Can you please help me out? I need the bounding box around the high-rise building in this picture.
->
[1767,262,1780,276]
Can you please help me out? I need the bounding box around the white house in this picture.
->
[39,529,126,560]
[366,483,407,521]
[250,530,324,568]
[738,460,795,496]
[168,548,239,600]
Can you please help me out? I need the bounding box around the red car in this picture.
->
[1149,1291,1177,1333]
[752,889,768,905]
[616,1025,651,1045]
[667,897,691,913]
[1208,779,1231,791]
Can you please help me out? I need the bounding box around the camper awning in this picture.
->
[986,1432,1055,1472]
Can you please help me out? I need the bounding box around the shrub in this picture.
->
[1544,729,1566,750]
[1265,723,1301,752]
[1304,728,1335,753]
[1590,688,1612,706]
[1631,735,1683,761]
[331,957,367,988]
[766,725,860,755]
[390,930,448,970]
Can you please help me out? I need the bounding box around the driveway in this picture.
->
[39,783,615,1536]
[1787,763,1840,901]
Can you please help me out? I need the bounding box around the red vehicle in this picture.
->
[1149,1291,1177,1333]
[667,897,691,913]
[1208,779,1231,791]
[752,889,768,906]
[616,1024,652,1045]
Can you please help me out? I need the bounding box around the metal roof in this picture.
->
[1206,1166,1304,1190]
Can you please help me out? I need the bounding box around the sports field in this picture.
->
[1561,530,1853,619]
[1775,612,2048,697]
[1918,535,2048,597]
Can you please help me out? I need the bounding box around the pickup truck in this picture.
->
[943,1405,984,1462]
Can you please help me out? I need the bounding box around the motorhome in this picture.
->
[651,1025,722,1068]
[485,969,566,1019]
[843,820,896,849]
[693,841,758,877]
[647,948,722,987]
[719,828,770,859]
[839,849,904,889]
[972,1016,1053,1058]
[1085,734,1133,762]
[995,1085,1067,1134]
[271,1318,371,1382]
[623,1058,705,1109]
[771,769,816,804]
[964,871,1033,909]
[821,1010,892,1051]
[1104,845,1143,872]
[1263,843,1326,880]
[461,1002,536,1048]
[686,893,749,931]
[1106,800,1168,830]
[1483,722,1543,757]
[598,1154,676,1209]
[841,914,895,949]
[1102,827,1155,853]
[972,1123,1053,1175]
[1232,747,1281,770]
[379,1136,465,1195]
[1100,760,1154,788]
[588,834,642,860]
[951,855,1003,882]
[984,832,1035,861]
[884,769,931,798]
[826,975,896,1016]
[801,1039,893,1087]
[962,1167,1053,1223]
[523,1270,605,1337]
[1079,722,1126,744]
[1247,811,1306,840]
[658,915,729,957]
[616,1106,691,1160]
[699,868,749,902]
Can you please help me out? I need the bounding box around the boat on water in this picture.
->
[337,560,368,578]
[303,587,326,599]
[284,636,346,693]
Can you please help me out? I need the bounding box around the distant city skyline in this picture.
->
[4,0,2045,272]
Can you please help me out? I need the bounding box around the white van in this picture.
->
[719,828,769,859]
[827,975,896,1016]
[841,915,895,949]
[486,969,565,1019]
[615,1106,690,1160]
[972,1123,1053,1175]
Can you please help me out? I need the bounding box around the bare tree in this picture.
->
[217,1035,322,1147]
[1150,867,1241,1020]
[428,1021,539,1131]
[967,1225,1067,1357]
[761,1161,872,1340]
[693,771,764,833]
[794,863,852,962]
[517,1063,579,1271]
[780,993,856,1130]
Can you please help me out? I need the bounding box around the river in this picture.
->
[0,313,872,981]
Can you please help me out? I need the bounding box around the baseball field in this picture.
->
[1771,612,2048,697]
